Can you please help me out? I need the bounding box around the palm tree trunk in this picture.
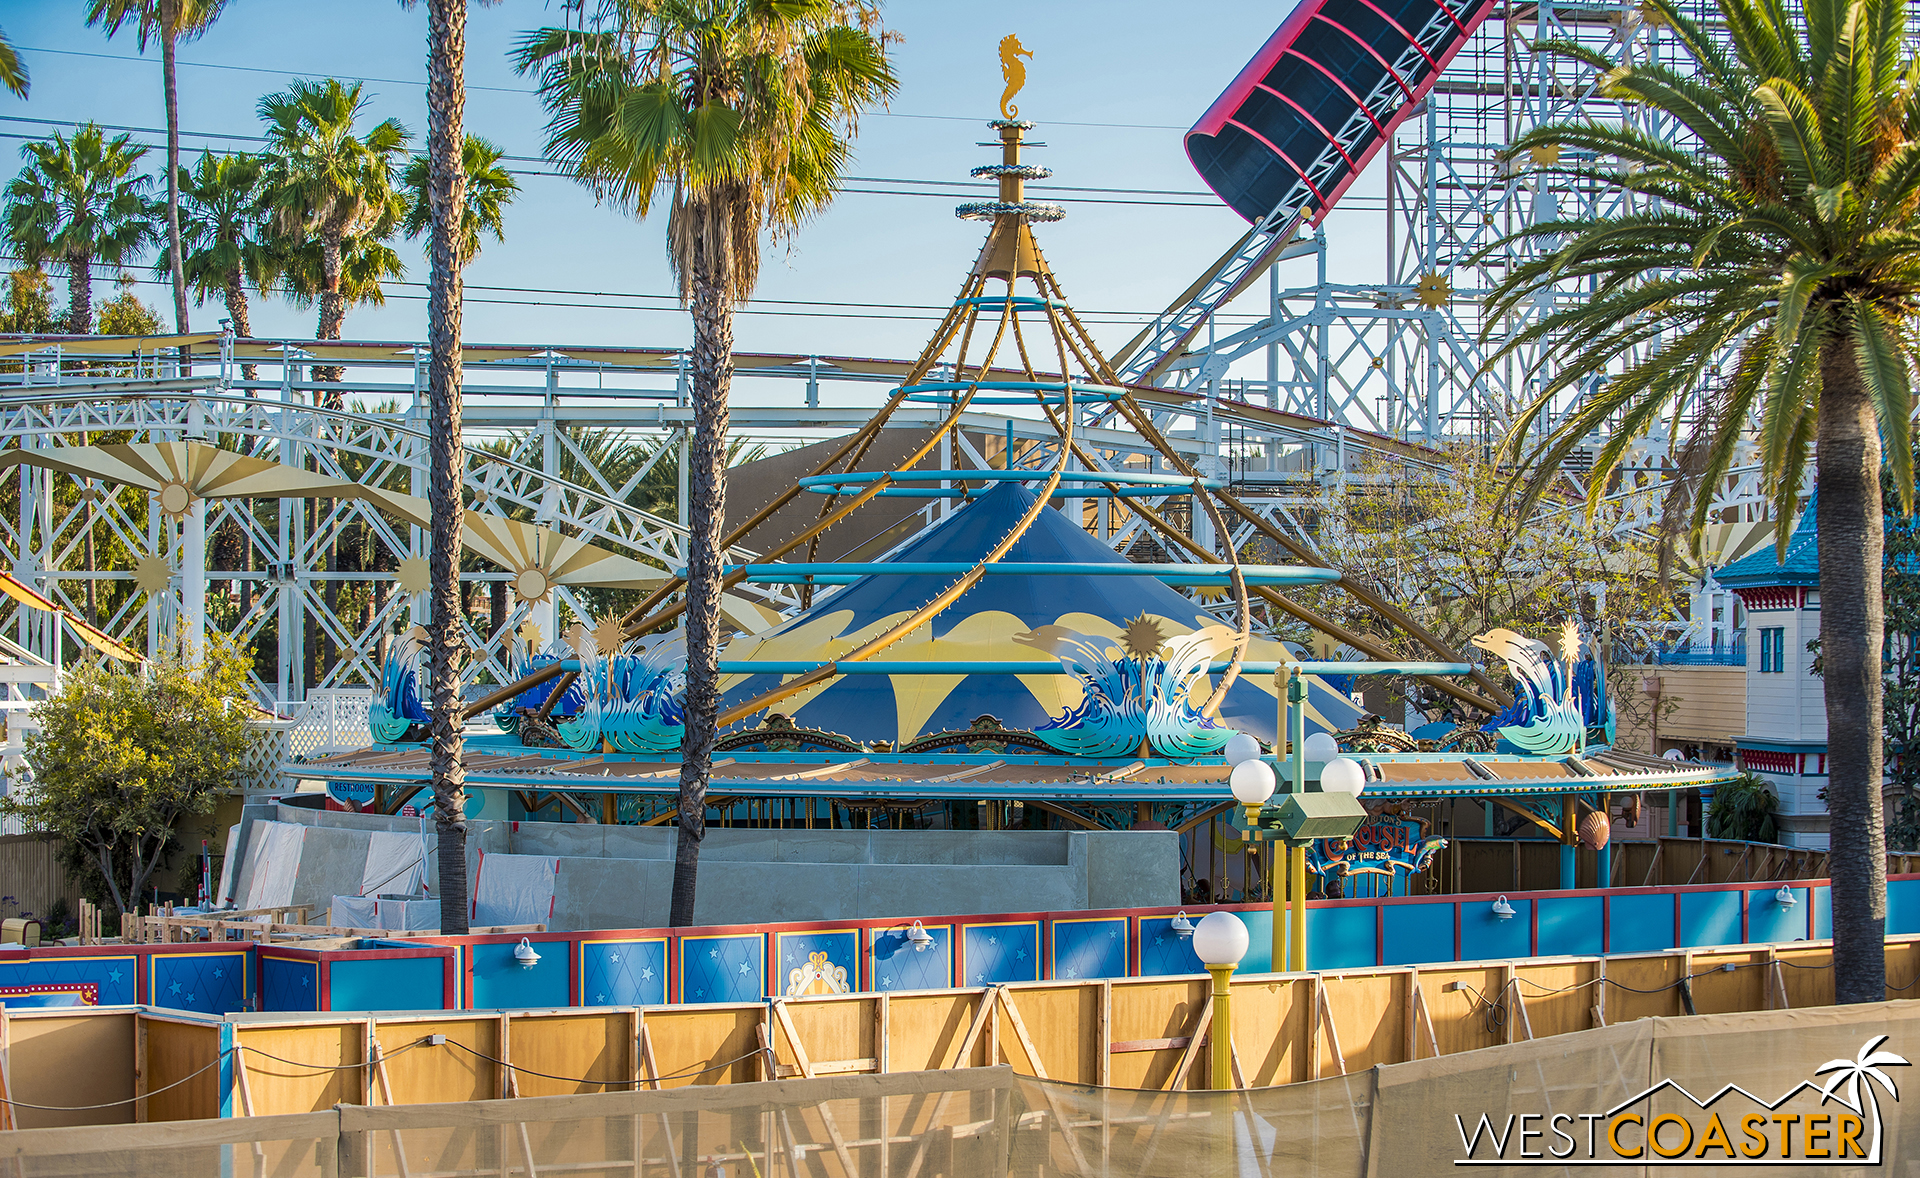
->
[160,22,189,339]
[67,254,92,334]
[426,0,470,936]
[669,227,733,928]
[315,234,346,386]
[1819,336,1888,1004]
[225,266,257,383]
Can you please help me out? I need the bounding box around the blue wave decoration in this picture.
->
[1471,627,1587,756]
[371,628,432,744]
[1018,623,1238,759]
[558,636,688,754]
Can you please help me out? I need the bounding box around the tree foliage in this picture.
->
[401,134,517,265]
[1,635,255,916]
[1302,449,1680,718]
[3,123,156,333]
[1481,0,1920,1003]
[1706,773,1780,843]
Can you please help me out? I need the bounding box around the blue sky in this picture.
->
[0,0,1388,370]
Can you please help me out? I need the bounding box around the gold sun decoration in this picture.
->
[1120,614,1168,661]
[1414,272,1453,310]
[396,556,430,595]
[592,615,626,658]
[518,619,544,652]
[133,553,171,594]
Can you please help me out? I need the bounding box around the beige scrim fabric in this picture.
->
[9,1004,1920,1176]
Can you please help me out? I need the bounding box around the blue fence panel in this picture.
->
[1891,879,1920,936]
[774,931,862,997]
[1609,893,1676,954]
[1308,905,1378,970]
[1050,918,1128,981]
[1536,896,1603,958]
[1382,902,1455,966]
[1749,887,1810,944]
[150,950,249,1014]
[961,922,1039,987]
[1460,898,1531,961]
[679,935,765,1004]
[870,925,952,992]
[1812,886,1833,939]
[1138,918,1205,976]
[581,939,668,1007]
[1679,891,1743,948]
[0,953,138,1008]
[260,957,319,1012]
[331,956,444,1012]
[471,939,571,1009]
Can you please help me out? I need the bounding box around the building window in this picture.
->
[1759,627,1786,673]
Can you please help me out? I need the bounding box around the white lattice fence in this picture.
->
[283,690,374,759]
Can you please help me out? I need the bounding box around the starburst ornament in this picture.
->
[1528,142,1561,168]
[1414,272,1452,310]
[592,615,626,658]
[396,556,430,595]
[133,553,171,594]
[1120,614,1168,661]
[156,480,194,519]
[518,619,543,652]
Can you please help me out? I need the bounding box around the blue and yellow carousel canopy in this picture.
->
[716,482,1363,747]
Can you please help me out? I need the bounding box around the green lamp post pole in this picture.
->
[1288,664,1307,973]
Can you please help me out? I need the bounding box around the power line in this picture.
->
[0,116,1226,208]
[14,43,1190,131]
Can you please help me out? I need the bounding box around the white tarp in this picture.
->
[360,830,425,897]
[470,850,557,928]
[240,821,306,910]
[374,897,439,930]
[329,895,378,929]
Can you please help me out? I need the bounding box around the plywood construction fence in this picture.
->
[13,1004,1920,1175]
[5,935,1918,1129]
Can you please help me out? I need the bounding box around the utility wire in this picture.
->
[14,44,1191,131]
[440,1037,764,1086]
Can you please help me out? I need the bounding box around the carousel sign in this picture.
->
[1306,808,1447,886]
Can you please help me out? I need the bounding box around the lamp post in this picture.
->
[1192,911,1249,1091]
[1232,666,1368,975]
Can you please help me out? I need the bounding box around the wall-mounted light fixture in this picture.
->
[906,920,935,952]
[513,937,542,968]
[1491,896,1516,922]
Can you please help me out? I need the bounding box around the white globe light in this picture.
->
[1223,732,1262,766]
[1191,911,1250,967]
[1303,731,1341,762]
[1229,758,1276,806]
[1321,756,1367,796]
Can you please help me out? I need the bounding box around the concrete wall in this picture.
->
[523,827,1176,929]
[220,807,1177,932]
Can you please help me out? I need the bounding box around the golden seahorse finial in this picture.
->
[999,34,1033,119]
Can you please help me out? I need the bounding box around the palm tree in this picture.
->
[515,0,897,926]
[3,124,155,333]
[85,1,229,336]
[402,134,518,265]
[0,28,29,98]
[258,78,409,374]
[160,151,275,343]
[404,0,489,937]
[1481,0,1920,1002]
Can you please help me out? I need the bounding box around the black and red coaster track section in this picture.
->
[1187,0,1495,224]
